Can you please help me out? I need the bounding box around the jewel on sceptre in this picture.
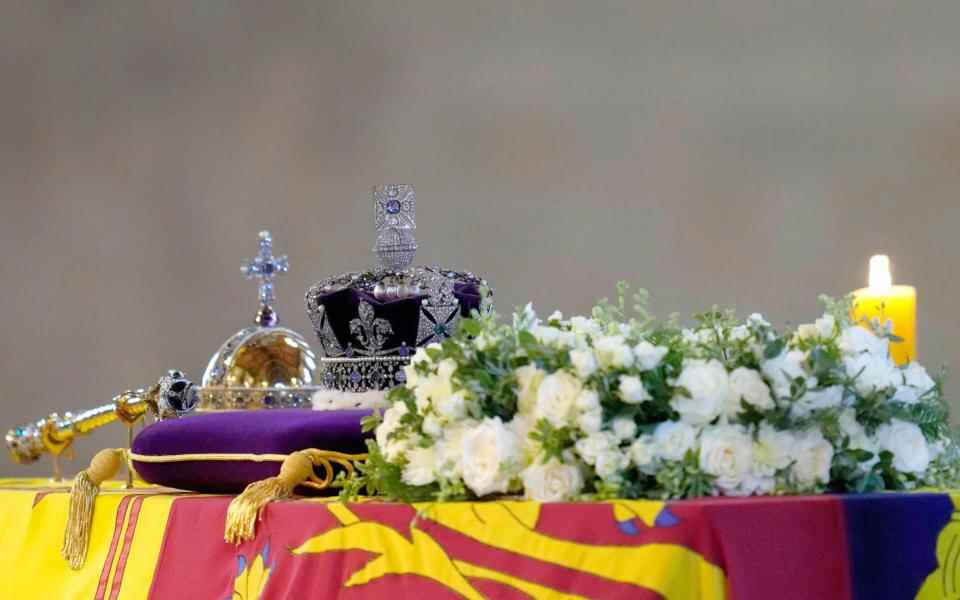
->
[851,254,917,365]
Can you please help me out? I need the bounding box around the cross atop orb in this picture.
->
[241,230,289,327]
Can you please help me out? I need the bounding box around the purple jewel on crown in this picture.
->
[304,185,492,393]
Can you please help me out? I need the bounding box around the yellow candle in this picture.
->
[851,255,916,365]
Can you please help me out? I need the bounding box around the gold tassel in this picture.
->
[62,448,126,569]
[224,450,315,544]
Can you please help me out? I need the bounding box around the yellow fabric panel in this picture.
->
[5,483,172,600]
[0,488,44,600]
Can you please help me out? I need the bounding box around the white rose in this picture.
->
[521,459,584,502]
[515,365,546,416]
[752,425,794,477]
[376,402,411,462]
[535,371,583,428]
[569,316,603,338]
[839,326,889,357]
[595,449,630,480]
[576,408,603,433]
[726,367,773,417]
[435,390,467,421]
[761,350,813,398]
[791,385,844,419]
[594,335,634,369]
[630,435,657,471]
[422,414,443,438]
[570,348,598,379]
[633,341,669,371]
[844,353,899,395]
[575,431,617,466]
[435,421,474,479]
[619,375,651,405]
[402,445,437,486]
[699,425,753,494]
[460,418,522,496]
[876,419,931,474]
[892,363,936,404]
[652,421,698,462]
[792,429,834,487]
[671,359,729,425]
[612,416,638,440]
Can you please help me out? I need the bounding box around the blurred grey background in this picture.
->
[1,1,958,477]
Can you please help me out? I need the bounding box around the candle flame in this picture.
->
[868,254,893,290]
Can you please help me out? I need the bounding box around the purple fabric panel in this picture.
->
[320,287,424,351]
[453,281,482,316]
[131,409,371,493]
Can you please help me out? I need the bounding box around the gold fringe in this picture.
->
[61,448,126,569]
[224,450,314,544]
[223,449,367,544]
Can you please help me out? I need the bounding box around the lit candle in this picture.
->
[851,255,916,365]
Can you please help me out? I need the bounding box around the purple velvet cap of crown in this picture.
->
[131,409,371,494]
[316,281,482,355]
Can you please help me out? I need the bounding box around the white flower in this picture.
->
[838,409,878,468]
[892,362,936,404]
[435,421,474,479]
[844,353,900,395]
[570,348,598,379]
[612,416,638,440]
[619,375,651,404]
[414,358,457,412]
[698,425,753,494]
[747,313,770,328]
[435,390,467,421]
[795,315,837,342]
[726,367,773,417]
[532,325,578,348]
[671,359,729,425]
[876,419,931,474]
[594,335,634,369]
[839,326,889,357]
[730,325,751,342]
[460,418,522,496]
[422,414,443,438]
[569,316,603,338]
[515,365,546,416]
[376,402,411,462]
[576,409,603,433]
[633,341,669,370]
[630,435,657,471]
[402,445,437,486]
[792,429,834,487]
[575,431,618,466]
[521,459,584,502]
[761,350,813,398]
[474,332,495,351]
[791,385,844,419]
[751,425,794,477]
[548,310,564,323]
[652,421,698,462]
[574,391,601,434]
[535,371,583,428]
[595,449,630,480]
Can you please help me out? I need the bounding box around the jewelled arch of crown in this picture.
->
[305,185,490,393]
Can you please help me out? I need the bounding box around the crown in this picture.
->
[305,185,491,393]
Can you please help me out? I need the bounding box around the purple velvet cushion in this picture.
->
[131,409,371,493]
